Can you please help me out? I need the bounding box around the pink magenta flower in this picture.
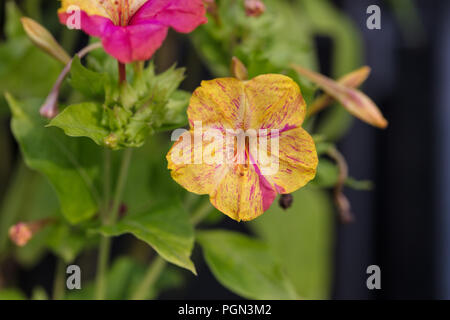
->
[167,75,318,221]
[58,0,207,63]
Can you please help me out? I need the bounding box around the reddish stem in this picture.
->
[118,61,127,84]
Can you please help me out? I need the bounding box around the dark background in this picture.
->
[335,0,448,299]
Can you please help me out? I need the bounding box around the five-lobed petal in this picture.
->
[58,0,207,63]
[167,75,318,221]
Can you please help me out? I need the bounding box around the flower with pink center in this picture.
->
[58,0,207,63]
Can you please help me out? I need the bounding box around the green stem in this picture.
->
[95,148,133,300]
[102,149,111,222]
[52,259,65,300]
[131,198,212,300]
[190,199,213,226]
[108,148,133,225]
[118,62,127,84]
[95,236,111,300]
[132,256,167,300]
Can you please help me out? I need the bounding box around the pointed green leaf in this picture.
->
[6,94,101,224]
[69,57,109,100]
[197,230,299,300]
[0,289,26,300]
[250,187,334,299]
[98,201,196,274]
[66,257,184,300]
[48,102,109,146]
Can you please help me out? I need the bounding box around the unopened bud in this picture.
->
[104,133,119,149]
[245,0,266,17]
[231,57,248,81]
[9,223,33,247]
[8,219,51,247]
[335,193,354,224]
[292,65,388,129]
[279,194,293,210]
[308,66,371,116]
[21,17,71,65]
[339,66,371,88]
[40,90,60,119]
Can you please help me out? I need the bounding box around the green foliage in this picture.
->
[0,2,62,113]
[48,102,109,146]
[31,287,49,300]
[5,170,93,266]
[98,201,196,273]
[50,61,190,149]
[67,257,184,300]
[197,230,299,300]
[312,158,340,188]
[6,94,101,224]
[46,223,96,263]
[191,0,318,104]
[122,135,186,215]
[0,288,26,300]
[69,57,109,100]
[250,187,333,299]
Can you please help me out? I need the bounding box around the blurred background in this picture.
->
[0,0,448,300]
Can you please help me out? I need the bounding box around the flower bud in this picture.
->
[292,65,388,129]
[104,133,119,149]
[231,57,248,81]
[40,90,60,119]
[245,0,266,17]
[9,219,52,247]
[308,66,371,116]
[9,223,33,247]
[21,17,71,65]
[339,66,371,88]
[279,194,293,210]
[39,42,102,119]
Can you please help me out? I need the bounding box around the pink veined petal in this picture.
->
[131,0,207,32]
[59,11,112,38]
[252,163,277,212]
[101,22,168,63]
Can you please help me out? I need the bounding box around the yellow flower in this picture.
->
[167,75,318,221]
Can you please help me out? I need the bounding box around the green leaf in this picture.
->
[5,1,26,39]
[345,177,373,191]
[250,187,334,299]
[98,201,196,273]
[11,173,62,266]
[197,230,299,300]
[66,256,184,300]
[191,0,317,77]
[0,3,62,111]
[46,223,97,263]
[6,94,101,224]
[0,288,26,300]
[122,135,185,215]
[69,57,110,100]
[312,158,339,188]
[0,39,62,109]
[31,287,49,300]
[48,102,109,146]
[158,90,190,132]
